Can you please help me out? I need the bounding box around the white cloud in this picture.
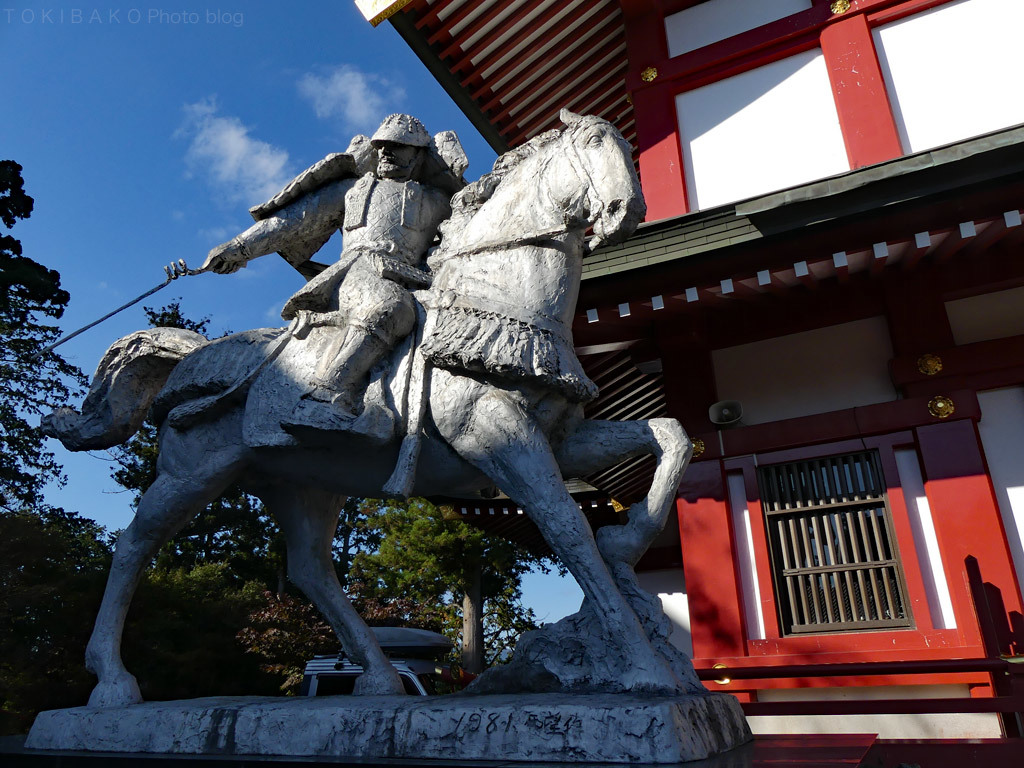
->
[297,64,406,135]
[197,225,234,244]
[178,97,292,206]
[264,301,286,323]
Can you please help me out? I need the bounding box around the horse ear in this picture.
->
[560,108,582,126]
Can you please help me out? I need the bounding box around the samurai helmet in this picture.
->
[371,114,431,148]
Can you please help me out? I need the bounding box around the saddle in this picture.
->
[241,306,426,451]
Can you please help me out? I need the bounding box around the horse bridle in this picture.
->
[560,118,611,226]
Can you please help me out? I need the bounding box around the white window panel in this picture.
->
[676,49,850,211]
[712,316,895,425]
[945,285,1024,346]
[665,0,812,58]
[873,0,1024,153]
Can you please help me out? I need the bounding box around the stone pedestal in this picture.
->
[27,692,752,764]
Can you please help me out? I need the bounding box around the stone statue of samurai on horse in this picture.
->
[42,110,722,713]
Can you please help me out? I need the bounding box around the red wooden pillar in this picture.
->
[678,461,747,660]
[820,12,903,168]
[915,419,1024,646]
[620,0,689,220]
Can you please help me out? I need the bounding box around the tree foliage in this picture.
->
[0,508,110,733]
[0,160,85,513]
[236,591,336,694]
[108,301,287,592]
[122,563,279,702]
[352,498,547,665]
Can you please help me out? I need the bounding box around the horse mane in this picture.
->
[446,128,563,223]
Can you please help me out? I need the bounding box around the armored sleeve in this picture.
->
[235,178,354,266]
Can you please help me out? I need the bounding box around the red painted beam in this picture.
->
[744,696,1024,715]
[821,13,903,167]
[412,0,459,32]
[505,70,628,146]
[511,64,627,138]
[470,3,620,102]
[452,0,566,80]
[916,420,1024,645]
[491,30,624,133]
[696,657,1017,680]
[425,0,485,46]
[633,84,688,219]
[678,462,748,659]
[436,0,527,62]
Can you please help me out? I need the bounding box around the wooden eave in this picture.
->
[389,0,633,157]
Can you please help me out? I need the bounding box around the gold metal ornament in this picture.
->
[712,663,731,685]
[830,0,851,14]
[917,353,943,376]
[692,438,706,459]
[610,498,627,514]
[927,396,955,419]
[640,67,658,83]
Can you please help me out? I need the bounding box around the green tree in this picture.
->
[108,301,287,592]
[122,563,279,702]
[100,302,286,702]
[0,160,85,513]
[352,498,548,671]
[0,508,111,734]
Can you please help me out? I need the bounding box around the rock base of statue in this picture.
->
[27,692,751,764]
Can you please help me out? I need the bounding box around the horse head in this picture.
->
[558,108,646,249]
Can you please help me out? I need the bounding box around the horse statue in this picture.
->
[42,111,701,708]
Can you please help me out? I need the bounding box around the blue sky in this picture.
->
[2,1,582,622]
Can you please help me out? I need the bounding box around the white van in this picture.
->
[299,627,469,697]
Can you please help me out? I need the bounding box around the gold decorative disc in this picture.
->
[917,353,943,376]
[692,438,706,459]
[640,66,658,83]
[927,396,955,419]
[830,0,851,14]
[712,663,731,685]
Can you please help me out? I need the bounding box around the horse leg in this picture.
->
[445,390,686,694]
[554,417,703,691]
[85,430,246,707]
[554,417,691,568]
[260,486,405,695]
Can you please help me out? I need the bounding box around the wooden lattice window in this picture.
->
[757,450,913,635]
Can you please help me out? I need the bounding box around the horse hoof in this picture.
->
[353,670,406,696]
[87,675,143,708]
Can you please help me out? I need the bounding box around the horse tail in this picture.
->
[41,328,209,451]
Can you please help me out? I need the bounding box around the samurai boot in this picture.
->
[281,330,388,440]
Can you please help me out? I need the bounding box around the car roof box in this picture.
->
[369,627,452,659]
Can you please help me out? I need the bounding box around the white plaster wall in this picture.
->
[676,48,850,210]
[945,285,1024,346]
[636,569,693,657]
[664,0,812,58]
[750,684,1002,738]
[894,448,957,629]
[873,0,1024,154]
[711,317,896,425]
[976,387,1024,601]
[726,471,765,641]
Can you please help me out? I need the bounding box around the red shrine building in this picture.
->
[364,0,1024,740]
